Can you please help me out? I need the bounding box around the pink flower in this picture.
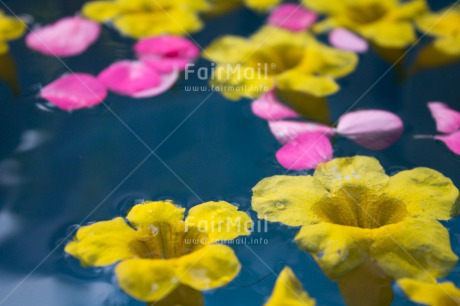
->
[267,4,318,32]
[328,28,368,53]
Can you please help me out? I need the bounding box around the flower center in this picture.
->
[129,222,208,259]
[346,4,388,25]
[313,185,408,229]
[248,45,306,75]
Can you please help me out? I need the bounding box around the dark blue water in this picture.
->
[0,0,459,305]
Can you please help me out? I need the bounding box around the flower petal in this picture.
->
[203,36,252,63]
[360,21,416,48]
[251,90,300,120]
[428,102,460,134]
[40,73,107,111]
[265,267,316,306]
[126,201,185,231]
[276,132,333,170]
[185,201,252,243]
[26,17,100,57]
[146,285,203,306]
[277,72,339,97]
[98,60,163,97]
[268,120,335,144]
[313,156,389,192]
[115,258,179,302]
[295,223,370,279]
[267,4,318,32]
[252,175,330,226]
[175,244,241,291]
[397,279,460,306]
[0,11,26,41]
[385,167,459,220]
[337,110,404,150]
[81,1,123,22]
[64,217,139,267]
[329,28,368,53]
[244,0,281,11]
[135,35,200,73]
[132,70,179,98]
[436,131,460,156]
[371,218,458,281]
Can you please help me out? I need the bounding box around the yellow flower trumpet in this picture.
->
[252,156,459,306]
[0,10,25,54]
[66,201,252,304]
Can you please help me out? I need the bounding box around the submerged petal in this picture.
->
[251,91,300,120]
[386,167,459,220]
[329,28,368,53]
[40,73,107,111]
[397,279,460,306]
[65,217,139,267]
[276,132,333,170]
[26,17,100,57]
[265,267,316,306]
[268,121,334,144]
[428,102,460,134]
[185,201,252,243]
[115,258,179,302]
[252,175,329,226]
[176,244,241,290]
[98,60,163,97]
[267,4,318,32]
[435,131,460,156]
[337,110,404,150]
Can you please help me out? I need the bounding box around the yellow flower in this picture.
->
[398,278,460,306]
[203,26,358,101]
[416,4,460,56]
[303,0,428,48]
[265,267,316,306]
[208,0,280,14]
[82,0,210,39]
[252,156,459,305]
[243,0,281,11]
[0,10,26,54]
[65,201,252,303]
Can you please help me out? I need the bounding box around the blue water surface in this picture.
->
[0,0,459,305]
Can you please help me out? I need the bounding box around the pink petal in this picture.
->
[251,91,300,120]
[276,132,333,170]
[267,4,318,32]
[98,61,163,97]
[26,16,100,57]
[337,110,403,150]
[269,120,335,144]
[428,102,460,134]
[132,70,179,98]
[329,28,368,53]
[135,35,200,73]
[40,73,107,111]
[435,132,460,155]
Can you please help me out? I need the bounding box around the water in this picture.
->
[0,0,459,305]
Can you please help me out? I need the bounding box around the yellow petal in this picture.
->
[301,0,345,14]
[416,6,460,38]
[0,41,8,54]
[360,21,416,48]
[185,201,252,243]
[295,223,370,279]
[265,267,316,306]
[313,156,389,193]
[409,43,460,74]
[65,217,140,267]
[385,168,460,220]
[277,71,339,97]
[175,244,241,290]
[81,1,123,22]
[147,285,204,306]
[434,36,460,56]
[397,279,460,306]
[0,13,25,41]
[115,258,179,302]
[371,218,458,282]
[126,201,185,230]
[203,36,253,63]
[252,175,330,227]
[391,0,427,20]
[244,0,281,11]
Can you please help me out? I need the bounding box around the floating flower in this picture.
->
[397,278,460,306]
[0,10,26,54]
[244,0,281,11]
[98,60,179,98]
[134,35,200,73]
[303,0,427,49]
[66,201,252,303]
[203,26,358,100]
[415,102,460,155]
[252,156,459,305]
[81,0,210,39]
[26,16,101,57]
[267,4,318,32]
[265,267,315,306]
[40,73,107,111]
[253,93,403,170]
